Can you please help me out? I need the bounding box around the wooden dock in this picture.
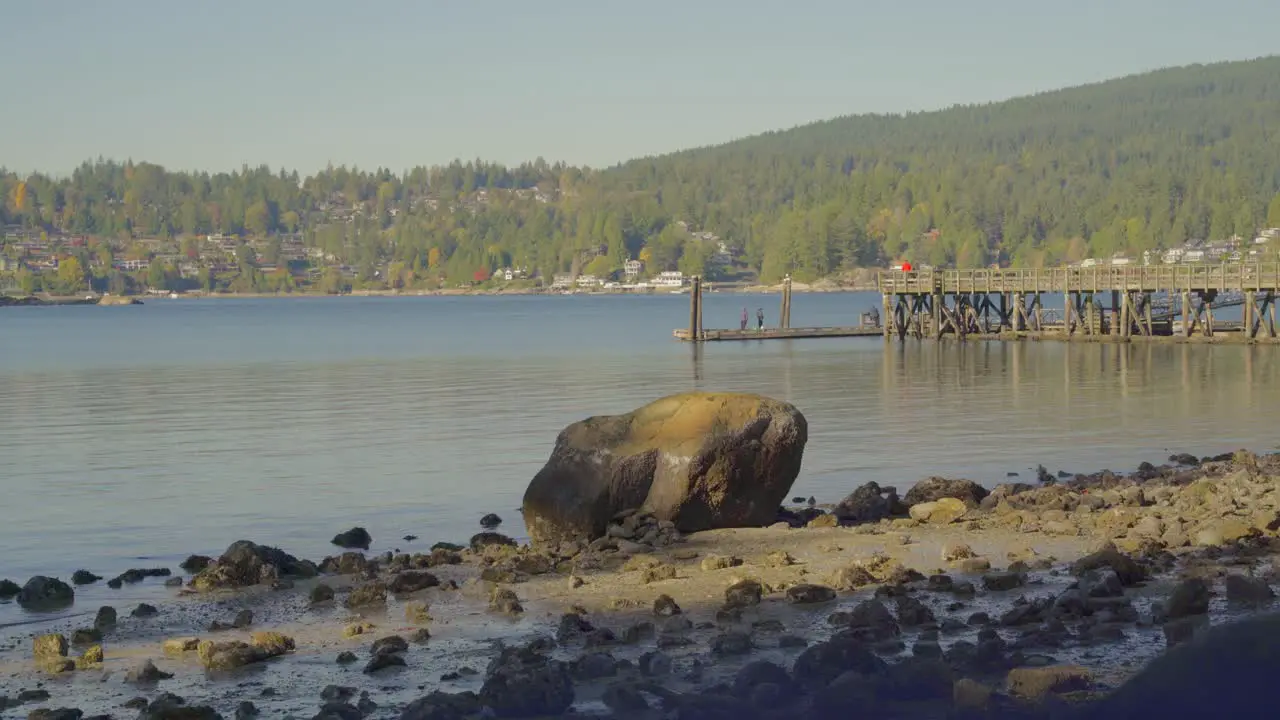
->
[674,262,1280,344]
[673,326,882,341]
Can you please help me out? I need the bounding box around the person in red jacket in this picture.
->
[901,261,913,273]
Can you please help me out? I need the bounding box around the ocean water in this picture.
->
[2,292,1278,625]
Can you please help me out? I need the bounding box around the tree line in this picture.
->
[5,55,1280,289]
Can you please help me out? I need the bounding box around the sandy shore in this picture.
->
[3,451,1279,718]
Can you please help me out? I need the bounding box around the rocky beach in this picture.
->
[3,393,1280,719]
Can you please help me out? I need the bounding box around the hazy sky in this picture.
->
[2,0,1278,175]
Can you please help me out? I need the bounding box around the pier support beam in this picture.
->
[779,275,793,330]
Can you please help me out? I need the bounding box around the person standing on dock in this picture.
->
[740,307,748,330]
[756,308,765,331]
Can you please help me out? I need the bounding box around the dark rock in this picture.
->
[336,651,357,664]
[312,701,361,720]
[16,576,74,610]
[571,651,618,679]
[1007,664,1091,699]
[364,652,406,674]
[833,481,901,524]
[234,701,258,719]
[107,567,172,588]
[399,691,481,720]
[710,632,753,656]
[190,540,315,591]
[480,513,503,527]
[639,651,672,677]
[555,612,594,643]
[331,527,372,550]
[490,588,523,616]
[785,583,836,604]
[894,595,936,626]
[653,594,681,616]
[1071,544,1147,586]
[724,579,763,607]
[733,660,792,697]
[470,532,517,551]
[318,552,369,575]
[792,636,887,690]
[371,635,409,656]
[1223,574,1275,606]
[903,476,989,508]
[70,627,102,645]
[310,583,335,604]
[126,659,174,685]
[25,710,85,720]
[983,572,1025,592]
[180,555,213,573]
[601,684,649,713]
[321,685,356,702]
[1165,577,1210,619]
[132,603,159,618]
[1169,453,1200,466]
[0,578,20,598]
[839,599,901,641]
[521,392,807,544]
[479,645,574,718]
[93,606,117,629]
[388,570,440,594]
[344,582,388,608]
[71,570,102,585]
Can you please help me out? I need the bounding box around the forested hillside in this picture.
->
[4,55,1280,291]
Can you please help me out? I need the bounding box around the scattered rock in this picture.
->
[785,583,836,604]
[724,579,763,607]
[1006,665,1091,699]
[364,653,406,674]
[904,476,989,508]
[163,637,200,655]
[126,659,174,685]
[480,513,503,527]
[490,588,524,616]
[654,594,681,616]
[132,603,158,618]
[370,635,408,657]
[953,678,993,709]
[180,555,213,573]
[94,606,117,630]
[983,572,1025,592]
[71,570,102,585]
[700,554,743,571]
[908,497,969,524]
[107,567,172,588]
[310,583,335,604]
[833,481,901,524]
[480,644,575,718]
[1224,574,1275,606]
[388,570,440,594]
[1165,577,1210,619]
[640,563,677,584]
[344,582,388,608]
[828,565,876,591]
[196,632,295,670]
[942,542,976,562]
[190,540,315,591]
[16,576,75,610]
[0,578,20,598]
[70,627,102,645]
[331,527,372,550]
[521,392,808,543]
[470,532,517,551]
[336,651,358,665]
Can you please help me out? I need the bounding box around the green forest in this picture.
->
[5,55,1280,289]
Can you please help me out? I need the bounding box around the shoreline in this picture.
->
[3,448,1279,717]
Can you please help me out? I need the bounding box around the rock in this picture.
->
[70,627,102,645]
[490,588,524,616]
[126,659,174,684]
[344,582,388,608]
[0,578,20,598]
[93,606,117,630]
[957,557,992,573]
[942,542,976,562]
[895,596,935,626]
[180,555,213,573]
[763,550,796,567]
[908,497,968,524]
[343,621,376,637]
[388,570,440,594]
[364,653,406,674]
[196,633,294,670]
[601,684,649,713]
[163,637,200,655]
[983,572,1025,592]
[724,579,763,607]
[470,532,517,551]
[25,709,84,720]
[132,603,158,617]
[904,476,989,508]
[480,645,574,718]
[331,526,372,550]
[639,651,672,677]
[480,513,503,527]
[792,636,887,690]
[1194,518,1256,547]
[828,565,876,591]
[310,583,335,604]
[521,392,807,544]
[33,633,69,661]
[833,481,901,524]
[700,554,743,571]
[807,513,839,528]
[318,552,369,575]
[336,651,358,664]
[653,594,681,616]
[733,660,793,697]
[1165,577,1210,619]
[1006,665,1091,699]
[953,678,992,709]
[190,540,315,591]
[78,644,104,668]
[711,631,753,655]
[16,576,74,609]
[107,567,172,587]
[235,701,258,719]
[1071,544,1146,586]
[370,635,409,656]
[1224,574,1275,606]
[786,583,836,604]
[399,691,482,720]
[409,627,431,644]
[640,563,677,583]
[71,570,101,585]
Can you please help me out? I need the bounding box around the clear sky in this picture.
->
[1,0,1277,176]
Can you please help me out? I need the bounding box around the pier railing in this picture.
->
[877,263,1280,295]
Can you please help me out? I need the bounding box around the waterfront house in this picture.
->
[623,259,644,280]
[652,271,686,288]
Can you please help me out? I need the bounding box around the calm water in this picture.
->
[2,293,1278,624]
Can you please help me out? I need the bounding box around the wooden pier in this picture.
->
[674,262,1280,344]
[878,264,1280,342]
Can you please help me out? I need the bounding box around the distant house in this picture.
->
[550,274,573,289]
[1184,250,1206,262]
[623,259,644,280]
[575,274,603,287]
[652,270,686,288]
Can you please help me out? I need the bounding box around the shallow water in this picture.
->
[3,293,1280,626]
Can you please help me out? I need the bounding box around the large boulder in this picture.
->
[833,482,902,524]
[902,476,989,508]
[16,577,75,610]
[190,541,317,591]
[521,392,807,544]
